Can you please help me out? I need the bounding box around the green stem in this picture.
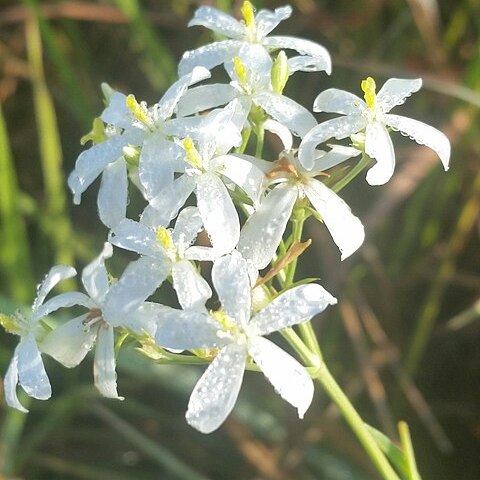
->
[315,366,401,480]
[332,152,373,193]
[255,121,265,158]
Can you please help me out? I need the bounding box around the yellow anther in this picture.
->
[211,309,238,333]
[233,56,248,86]
[156,227,175,253]
[361,77,377,109]
[182,137,203,169]
[126,94,151,126]
[241,1,256,27]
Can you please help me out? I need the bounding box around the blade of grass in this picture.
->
[24,11,76,284]
[0,102,35,302]
[398,421,422,480]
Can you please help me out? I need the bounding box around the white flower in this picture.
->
[154,251,337,433]
[3,265,76,412]
[41,243,162,399]
[238,147,365,263]
[298,77,451,185]
[179,1,331,76]
[177,46,317,138]
[68,67,210,228]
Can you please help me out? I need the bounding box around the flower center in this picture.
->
[125,94,154,130]
[361,76,377,110]
[182,137,203,170]
[156,227,177,261]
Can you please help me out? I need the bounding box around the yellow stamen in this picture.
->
[211,309,238,333]
[126,94,151,125]
[233,56,248,86]
[156,227,174,253]
[182,137,203,169]
[241,1,255,28]
[361,76,377,109]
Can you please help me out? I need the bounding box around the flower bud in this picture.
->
[271,51,289,94]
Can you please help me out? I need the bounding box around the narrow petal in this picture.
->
[68,136,125,204]
[157,66,211,120]
[178,40,241,76]
[213,154,265,204]
[138,135,177,200]
[94,324,123,399]
[172,206,203,249]
[188,6,244,39]
[238,184,297,270]
[377,78,422,113]
[264,36,331,74]
[110,219,158,258]
[100,91,131,128]
[17,334,51,401]
[254,92,316,138]
[155,308,225,350]
[36,292,95,320]
[248,336,313,418]
[4,351,28,412]
[288,55,330,75]
[264,119,293,150]
[184,246,219,262]
[142,174,196,228]
[196,172,240,255]
[186,343,246,434]
[172,260,212,311]
[176,84,237,117]
[98,158,128,229]
[102,256,170,325]
[304,179,365,260]
[212,252,251,326]
[121,301,168,337]
[41,314,97,368]
[33,265,77,314]
[313,89,364,115]
[250,283,337,336]
[311,145,361,173]
[384,114,450,171]
[255,6,292,38]
[364,122,396,185]
[81,242,113,304]
[298,115,366,170]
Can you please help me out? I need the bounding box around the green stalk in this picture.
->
[255,121,265,158]
[332,153,372,193]
[398,421,422,480]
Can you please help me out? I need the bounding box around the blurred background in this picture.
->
[0,0,479,478]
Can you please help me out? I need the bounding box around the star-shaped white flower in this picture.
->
[153,251,337,433]
[3,265,76,412]
[179,1,331,76]
[298,77,451,185]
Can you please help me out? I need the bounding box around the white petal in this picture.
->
[102,256,170,325]
[254,92,316,137]
[184,246,220,262]
[98,158,128,229]
[288,55,330,75]
[255,5,292,38]
[238,184,297,269]
[311,145,361,173]
[384,114,450,171]
[110,219,158,258]
[176,84,237,117]
[94,324,123,399]
[17,334,51,401]
[304,179,365,260]
[247,336,313,418]
[226,43,272,86]
[178,40,242,76]
[36,292,96,320]
[213,154,265,204]
[68,136,125,204]
[155,308,225,350]
[212,252,251,326]
[4,351,28,412]
[81,242,113,303]
[142,174,196,227]
[172,260,212,311]
[196,172,240,255]
[250,283,337,336]
[298,115,367,170]
[186,343,246,434]
[157,66,211,120]
[365,122,396,185]
[138,135,178,200]
[41,314,97,368]
[264,36,331,74]
[172,206,203,249]
[377,78,422,113]
[264,119,293,150]
[100,92,131,128]
[313,89,364,115]
[188,6,244,39]
[32,265,77,314]
[121,301,167,337]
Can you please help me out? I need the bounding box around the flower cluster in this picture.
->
[2,1,450,434]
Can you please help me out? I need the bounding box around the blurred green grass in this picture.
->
[0,0,479,478]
